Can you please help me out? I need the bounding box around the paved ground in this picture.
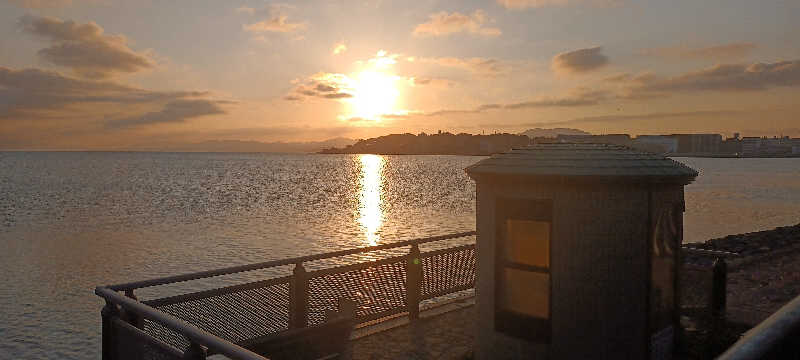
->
[348,298,475,360]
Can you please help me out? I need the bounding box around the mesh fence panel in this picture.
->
[142,319,190,354]
[113,319,183,360]
[146,280,291,346]
[680,263,713,311]
[421,245,476,300]
[307,257,408,325]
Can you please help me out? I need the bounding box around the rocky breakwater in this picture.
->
[686,223,800,325]
[684,223,800,268]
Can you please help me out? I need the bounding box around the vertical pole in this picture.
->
[290,262,309,329]
[183,341,207,360]
[101,300,120,360]
[123,289,144,329]
[711,257,727,318]
[406,244,422,320]
[708,257,728,357]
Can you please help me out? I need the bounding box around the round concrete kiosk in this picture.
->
[465,144,698,360]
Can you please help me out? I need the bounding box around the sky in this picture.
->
[0,0,799,149]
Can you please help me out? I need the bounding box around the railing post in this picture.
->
[182,341,207,360]
[707,257,728,358]
[123,289,144,329]
[290,261,309,329]
[406,244,422,320]
[711,257,727,318]
[101,299,120,360]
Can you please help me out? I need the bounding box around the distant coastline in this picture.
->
[320,129,800,158]
[319,132,530,156]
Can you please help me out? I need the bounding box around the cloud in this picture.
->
[106,99,229,128]
[0,66,227,129]
[19,15,155,79]
[640,42,757,60]
[394,88,606,118]
[332,43,347,55]
[548,110,743,126]
[7,0,74,8]
[413,10,501,37]
[410,77,453,87]
[552,46,609,74]
[235,6,255,14]
[603,73,631,82]
[420,57,506,77]
[504,88,608,109]
[284,72,354,101]
[497,0,621,9]
[619,60,800,97]
[243,5,307,33]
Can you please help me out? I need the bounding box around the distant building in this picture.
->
[793,139,800,155]
[720,136,742,155]
[632,135,678,153]
[741,137,762,156]
[669,134,722,154]
[761,136,794,156]
[556,134,632,147]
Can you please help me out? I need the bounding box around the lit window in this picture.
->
[495,198,552,342]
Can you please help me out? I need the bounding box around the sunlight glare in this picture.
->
[357,154,385,245]
[347,70,399,121]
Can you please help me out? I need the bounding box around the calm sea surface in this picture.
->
[0,152,798,359]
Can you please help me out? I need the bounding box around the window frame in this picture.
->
[494,197,553,343]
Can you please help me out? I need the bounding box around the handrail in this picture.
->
[717,294,800,360]
[681,247,739,258]
[96,286,268,360]
[107,231,476,291]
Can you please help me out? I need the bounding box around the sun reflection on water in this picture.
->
[357,154,385,245]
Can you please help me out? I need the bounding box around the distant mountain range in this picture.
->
[519,128,590,138]
[166,138,356,153]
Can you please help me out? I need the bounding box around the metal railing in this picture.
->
[96,231,477,360]
[717,294,800,360]
[680,246,736,316]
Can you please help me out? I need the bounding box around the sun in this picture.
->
[347,70,399,121]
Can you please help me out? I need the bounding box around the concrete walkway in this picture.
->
[348,297,475,360]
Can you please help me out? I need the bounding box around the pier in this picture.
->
[96,232,477,360]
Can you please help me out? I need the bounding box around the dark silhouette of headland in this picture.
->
[319,131,530,155]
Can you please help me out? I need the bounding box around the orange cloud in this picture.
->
[640,42,757,60]
[332,43,347,55]
[392,88,607,118]
[7,0,74,8]
[285,72,354,101]
[419,57,506,77]
[413,10,501,37]
[242,5,307,33]
[497,0,621,9]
